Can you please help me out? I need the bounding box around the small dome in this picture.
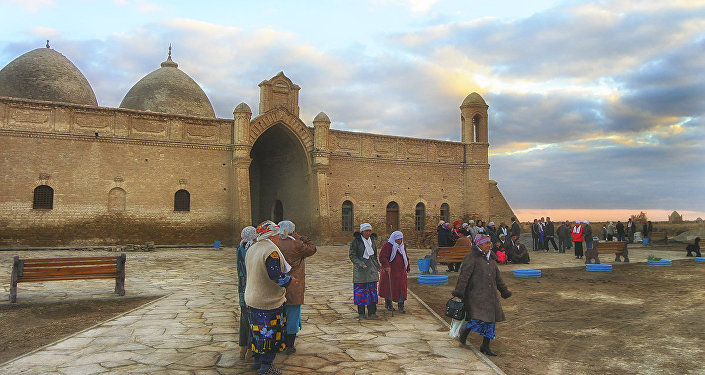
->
[461,92,486,107]
[313,112,330,123]
[234,102,251,113]
[120,52,215,118]
[0,46,98,106]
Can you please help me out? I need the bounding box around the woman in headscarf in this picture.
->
[453,234,512,356]
[276,220,317,354]
[245,221,293,375]
[349,223,381,319]
[379,231,410,313]
[237,226,257,360]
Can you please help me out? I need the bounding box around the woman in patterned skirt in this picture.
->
[349,223,381,319]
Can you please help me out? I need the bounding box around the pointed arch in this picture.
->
[249,107,314,154]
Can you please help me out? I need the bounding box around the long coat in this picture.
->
[277,233,317,305]
[349,232,381,283]
[378,241,410,302]
[452,247,510,323]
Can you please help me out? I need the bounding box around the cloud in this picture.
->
[5,0,54,12]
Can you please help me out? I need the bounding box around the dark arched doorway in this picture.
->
[250,123,311,232]
[386,201,399,233]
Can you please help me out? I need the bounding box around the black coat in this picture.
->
[511,221,521,238]
[616,222,625,235]
[437,226,455,247]
[545,221,555,237]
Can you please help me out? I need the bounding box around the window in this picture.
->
[415,202,426,231]
[473,115,481,143]
[342,200,354,232]
[386,201,399,233]
[108,187,126,212]
[174,189,190,211]
[33,185,54,209]
[440,203,450,223]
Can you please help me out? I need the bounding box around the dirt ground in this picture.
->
[0,296,158,364]
[409,259,705,375]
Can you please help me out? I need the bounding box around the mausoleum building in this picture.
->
[0,45,515,246]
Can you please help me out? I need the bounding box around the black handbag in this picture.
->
[445,298,465,320]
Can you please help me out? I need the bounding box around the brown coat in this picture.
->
[452,247,510,323]
[277,233,317,305]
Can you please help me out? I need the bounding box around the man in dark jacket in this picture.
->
[556,221,568,253]
[510,217,520,238]
[508,235,530,264]
[616,221,625,242]
[531,219,540,251]
[544,217,558,252]
[583,221,594,254]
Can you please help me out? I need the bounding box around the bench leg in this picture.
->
[10,256,19,303]
[115,253,126,296]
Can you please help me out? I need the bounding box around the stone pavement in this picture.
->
[0,246,497,375]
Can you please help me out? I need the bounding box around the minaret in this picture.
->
[460,92,490,220]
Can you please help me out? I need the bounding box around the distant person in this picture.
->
[437,221,454,247]
[236,226,257,361]
[538,218,546,251]
[487,222,498,244]
[467,220,479,239]
[572,220,584,259]
[452,221,462,239]
[686,237,701,257]
[607,222,616,241]
[602,225,608,241]
[379,231,410,313]
[493,233,508,264]
[508,235,530,264]
[647,221,653,244]
[616,221,625,242]
[563,220,573,251]
[510,217,521,238]
[642,221,649,246]
[349,223,381,319]
[583,221,594,256]
[460,222,471,236]
[499,222,508,240]
[531,219,539,251]
[627,218,634,243]
[544,217,558,252]
[556,221,568,254]
[453,234,512,356]
[276,220,317,354]
[477,220,487,234]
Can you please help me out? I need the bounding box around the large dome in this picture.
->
[120,52,215,118]
[0,46,98,106]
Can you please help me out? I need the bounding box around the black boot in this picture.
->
[357,305,366,319]
[397,301,406,314]
[285,334,296,354]
[458,326,471,345]
[367,302,378,319]
[480,337,497,356]
[385,298,395,311]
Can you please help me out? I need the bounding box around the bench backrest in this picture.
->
[437,237,472,262]
[595,241,627,253]
[15,255,125,283]
[650,231,667,241]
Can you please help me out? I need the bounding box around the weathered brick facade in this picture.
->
[0,63,515,247]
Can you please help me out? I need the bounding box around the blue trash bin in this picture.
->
[214,240,221,249]
[417,258,431,273]
[642,238,649,245]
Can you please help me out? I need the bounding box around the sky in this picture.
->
[1,0,704,222]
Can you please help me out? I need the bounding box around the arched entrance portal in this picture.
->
[249,123,312,233]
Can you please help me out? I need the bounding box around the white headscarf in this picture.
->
[278,220,296,240]
[360,223,374,259]
[387,231,408,268]
[239,226,257,249]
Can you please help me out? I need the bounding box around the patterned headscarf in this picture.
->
[256,220,280,241]
[239,226,257,249]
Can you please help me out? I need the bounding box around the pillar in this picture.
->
[232,102,253,239]
[312,112,332,243]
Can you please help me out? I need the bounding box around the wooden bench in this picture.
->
[595,241,629,262]
[436,237,472,264]
[649,231,667,243]
[10,254,126,303]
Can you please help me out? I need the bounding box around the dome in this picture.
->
[233,102,251,113]
[120,51,215,118]
[313,112,330,123]
[461,92,486,107]
[0,46,98,106]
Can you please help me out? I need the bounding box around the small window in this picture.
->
[174,189,190,211]
[386,201,399,233]
[342,200,354,232]
[473,115,481,143]
[33,185,54,209]
[440,203,450,223]
[415,202,426,231]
